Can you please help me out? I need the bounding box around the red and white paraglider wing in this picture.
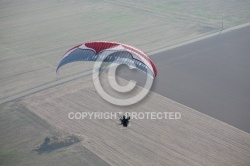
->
[56,41,157,78]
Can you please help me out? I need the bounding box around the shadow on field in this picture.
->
[34,135,81,154]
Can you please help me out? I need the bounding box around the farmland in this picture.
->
[1,0,250,165]
[15,75,250,166]
[1,0,250,99]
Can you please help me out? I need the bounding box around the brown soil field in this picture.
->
[0,101,109,166]
[17,75,250,166]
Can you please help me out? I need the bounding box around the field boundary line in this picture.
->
[1,22,250,104]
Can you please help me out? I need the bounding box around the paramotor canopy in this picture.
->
[56,41,157,78]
